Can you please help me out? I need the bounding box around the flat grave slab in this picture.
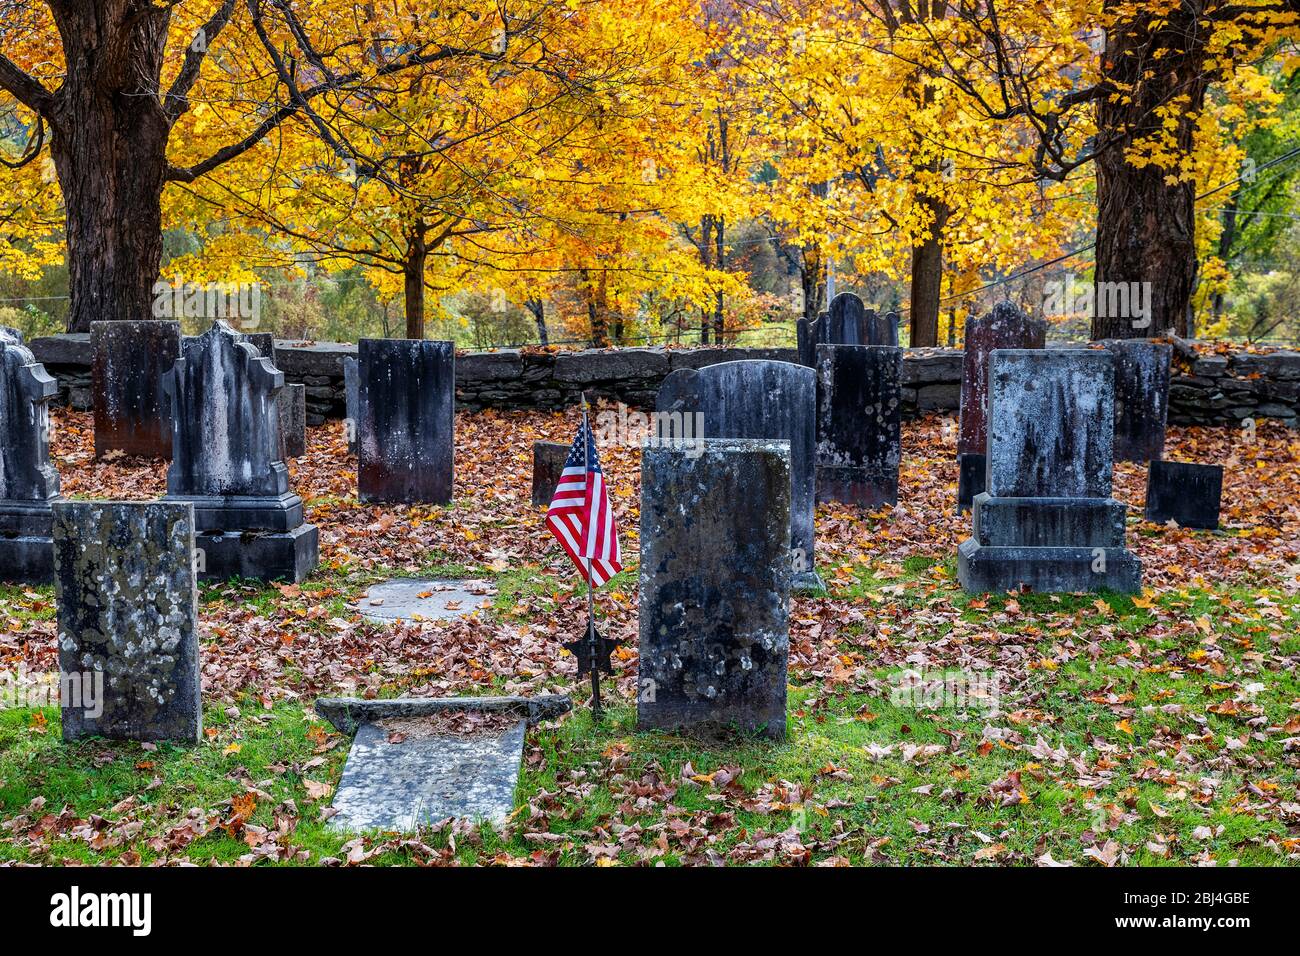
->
[354,578,493,623]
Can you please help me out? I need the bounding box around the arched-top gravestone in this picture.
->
[162,320,318,582]
[656,359,820,590]
[957,301,1046,456]
[0,327,61,582]
[797,293,900,366]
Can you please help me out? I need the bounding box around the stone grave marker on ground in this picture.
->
[52,501,200,743]
[162,321,318,582]
[1105,339,1172,462]
[1146,461,1223,530]
[357,339,454,504]
[958,349,1141,593]
[91,320,180,459]
[815,343,902,506]
[0,328,61,582]
[315,695,572,830]
[354,578,491,624]
[957,302,1046,457]
[638,439,791,739]
[343,355,359,455]
[532,440,569,506]
[657,360,820,590]
[797,292,900,367]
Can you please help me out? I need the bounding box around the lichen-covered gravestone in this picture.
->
[638,439,791,740]
[815,344,902,506]
[657,360,820,590]
[0,328,62,582]
[1105,340,1172,462]
[357,339,455,504]
[343,355,359,455]
[797,292,899,367]
[957,302,1046,456]
[532,440,569,507]
[162,321,318,582]
[52,501,200,743]
[957,349,1141,593]
[91,320,181,459]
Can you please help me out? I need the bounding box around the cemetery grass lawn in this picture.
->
[2,561,1298,866]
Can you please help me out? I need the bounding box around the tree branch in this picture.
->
[0,54,56,117]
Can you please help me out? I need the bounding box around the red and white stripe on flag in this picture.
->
[545,414,623,588]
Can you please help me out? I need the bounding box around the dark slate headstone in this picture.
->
[815,344,901,506]
[52,501,200,743]
[1145,461,1223,530]
[343,356,359,456]
[656,360,820,590]
[357,339,455,504]
[1105,340,1172,463]
[532,441,569,507]
[91,320,180,459]
[279,383,307,458]
[797,294,900,367]
[986,349,1115,499]
[958,349,1141,593]
[638,439,790,740]
[956,303,1046,456]
[162,321,318,582]
[956,452,986,514]
[0,328,61,582]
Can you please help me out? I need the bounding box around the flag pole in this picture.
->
[581,392,602,720]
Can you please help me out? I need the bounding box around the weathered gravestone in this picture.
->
[91,320,181,459]
[815,344,902,506]
[956,452,986,515]
[316,695,572,830]
[1105,340,1172,462]
[354,578,491,624]
[657,360,821,590]
[957,302,1046,456]
[357,339,455,504]
[958,349,1141,593]
[638,439,791,740]
[0,329,61,582]
[532,440,570,507]
[279,384,307,458]
[343,355,359,455]
[797,293,900,367]
[162,321,318,582]
[52,501,200,743]
[1146,461,1223,530]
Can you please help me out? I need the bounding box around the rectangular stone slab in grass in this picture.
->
[1145,460,1223,530]
[638,439,791,740]
[357,339,454,504]
[0,328,61,583]
[815,344,902,506]
[532,440,570,507]
[1105,339,1172,463]
[52,501,200,743]
[91,320,180,459]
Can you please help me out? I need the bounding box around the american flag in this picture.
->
[545,409,622,588]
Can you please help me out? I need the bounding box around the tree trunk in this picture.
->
[909,212,943,347]
[800,245,825,321]
[713,214,726,341]
[403,218,427,339]
[525,297,548,346]
[49,2,171,333]
[1093,9,1208,340]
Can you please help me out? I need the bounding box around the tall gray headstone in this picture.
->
[0,328,61,582]
[1105,340,1172,463]
[358,339,455,504]
[638,439,790,740]
[91,320,181,459]
[343,356,359,456]
[815,344,902,506]
[957,302,1046,456]
[162,320,318,582]
[52,501,200,743]
[958,349,1141,593]
[657,359,820,590]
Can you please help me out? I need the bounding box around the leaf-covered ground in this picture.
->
[1,408,1297,865]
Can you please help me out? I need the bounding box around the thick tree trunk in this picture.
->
[48,2,171,333]
[403,219,427,339]
[909,210,943,347]
[800,245,825,321]
[1093,9,1208,340]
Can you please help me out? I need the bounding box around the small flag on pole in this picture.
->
[545,406,622,587]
